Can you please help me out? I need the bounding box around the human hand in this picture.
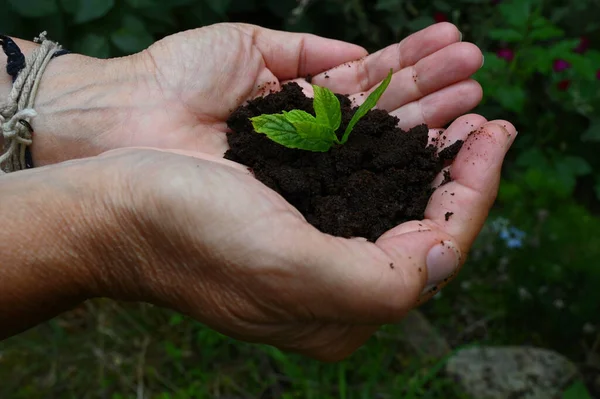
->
[15,22,483,165]
[1,106,515,359]
[73,114,513,361]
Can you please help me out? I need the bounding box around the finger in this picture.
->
[232,23,368,80]
[283,222,459,326]
[348,43,483,111]
[280,79,483,132]
[424,120,518,254]
[428,114,488,153]
[309,22,462,93]
[375,113,483,299]
[390,79,483,130]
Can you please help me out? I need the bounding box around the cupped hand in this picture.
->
[32,22,482,165]
[84,114,515,362]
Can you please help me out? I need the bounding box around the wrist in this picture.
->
[0,161,123,336]
[31,54,134,166]
[0,36,137,166]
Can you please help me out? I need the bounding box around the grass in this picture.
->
[0,298,472,399]
[1,218,598,398]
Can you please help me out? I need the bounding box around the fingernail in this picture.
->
[424,241,460,288]
[459,31,463,42]
[480,54,485,68]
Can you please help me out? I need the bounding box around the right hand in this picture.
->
[22,113,515,362]
[5,22,483,167]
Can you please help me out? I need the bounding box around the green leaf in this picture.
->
[341,69,393,143]
[530,26,564,41]
[73,0,114,23]
[73,33,110,58]
[563,380,593,399]
[498,1,531,29]
[8,0,58,18]
[312,85,341,130]
[250,114,333,152]
[293,121,337,143]
[488,28,525,42]
[554,156,592,195]
[557,156,592,177]
[111,15,154,54]
[282,110,317,124]
[494,85,526,113]
[548,39,581,58]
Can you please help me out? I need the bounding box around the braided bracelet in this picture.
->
[0,32,70,173]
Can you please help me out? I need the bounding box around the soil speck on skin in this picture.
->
[389,263,395,269]
[224,82,463,242]
[441,170,453,186]
[445,212,454,221]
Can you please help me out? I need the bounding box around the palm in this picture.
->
[123,22,483,156]
[125,100,516,360]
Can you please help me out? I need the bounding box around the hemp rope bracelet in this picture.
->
[0,32,69,174]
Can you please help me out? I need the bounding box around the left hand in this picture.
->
[1,111,514,360]
[26,22,483,165]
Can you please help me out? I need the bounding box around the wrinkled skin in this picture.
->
[31,22,484,164]
[0,23,517,361]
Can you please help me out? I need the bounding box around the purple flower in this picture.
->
[553,59,571,72]
[574,36,590,54]
[497,48,514,62]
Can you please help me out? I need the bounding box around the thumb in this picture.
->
[293,222,460,325]
[232,23,368,80]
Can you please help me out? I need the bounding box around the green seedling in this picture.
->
[249,69,393,152]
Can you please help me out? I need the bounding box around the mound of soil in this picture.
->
[224,82,462,242]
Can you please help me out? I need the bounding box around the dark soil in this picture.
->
[224,82,463,242]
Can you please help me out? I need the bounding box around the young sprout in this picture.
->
[249,69,393,152]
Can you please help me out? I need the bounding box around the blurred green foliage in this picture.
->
[1,0,600,397]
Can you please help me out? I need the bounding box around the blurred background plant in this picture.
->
[1,0,600,397]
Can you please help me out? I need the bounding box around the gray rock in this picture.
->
[445,346,578,399]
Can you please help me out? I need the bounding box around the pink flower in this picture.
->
[574,36,590,54]
[557,79,571,91]
[497,48,514,62]
[553,59,571,72]
[434,12,448,23]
